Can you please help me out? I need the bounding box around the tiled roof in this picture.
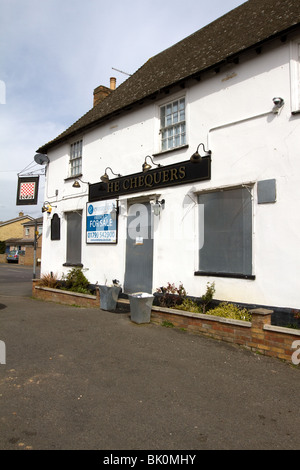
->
[0,215,34,227]
[37,0,300,154]
[5,238,35,245]
[22,217,43,226]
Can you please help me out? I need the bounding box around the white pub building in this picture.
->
[36,0,300,319]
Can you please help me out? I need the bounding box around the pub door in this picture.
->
[124,201,153,294]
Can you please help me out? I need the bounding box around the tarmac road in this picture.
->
[0,263,299,451]
[0,263,39,297]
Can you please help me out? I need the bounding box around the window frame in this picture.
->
[290,40,300,114]
[69,139,83,178]
[159,96,187,152]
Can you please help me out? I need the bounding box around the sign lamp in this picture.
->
[142,155,162,172]
[190,143,211,163]
[100,167,122,183]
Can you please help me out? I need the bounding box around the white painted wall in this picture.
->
[41,36,300,310]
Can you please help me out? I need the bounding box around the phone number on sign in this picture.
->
[87,231,116,240]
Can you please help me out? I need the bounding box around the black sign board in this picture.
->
[89,157,211,202]
[16,176,39,205]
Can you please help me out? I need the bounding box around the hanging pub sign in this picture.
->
[86,200,118,244]
[89,157,211,202]
[16,176,39,205]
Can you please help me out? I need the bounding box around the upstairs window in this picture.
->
[160,98,186,151]
[69,140,82,177]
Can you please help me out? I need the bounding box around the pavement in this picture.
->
[0,264,299,451]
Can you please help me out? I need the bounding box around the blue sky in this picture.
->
[0,0,246,222]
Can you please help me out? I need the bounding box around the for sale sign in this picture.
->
[86,200,118,244]
[16,176,39,205]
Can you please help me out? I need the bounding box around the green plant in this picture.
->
[37,272,59,289]
[63,267,92,294]
[206,302,251,321]
[161,320,174,328]
[177,298,202,313]
[285,323,300,330]
[177,283,216,313]
[201,282,215,313]
[156,282,187,308]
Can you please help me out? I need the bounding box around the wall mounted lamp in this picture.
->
[72,178,90,188]
[190,143,212,163]
[272,97,284,113]
[100,167,122,183]
[142,155,162,172]
[152,198,165,216]
[42,202,56,214]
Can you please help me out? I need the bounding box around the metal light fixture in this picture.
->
[190,143,212,163]
[42,202,56,214]
[72,178,90,188]
[152,198,165,216]
[100,167,122,183]
[142,155,162,172]
[110,201,119,220]
[272,97,284,113]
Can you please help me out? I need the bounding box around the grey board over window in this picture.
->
[51,214,60,240]
[64,211,82,266]
[197,187,253,278]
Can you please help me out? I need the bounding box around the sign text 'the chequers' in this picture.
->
[89,157,211,202]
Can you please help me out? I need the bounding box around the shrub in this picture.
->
[63,268,92,294]
[206,302,251,321]
[176,298,202,313]
[176,282,215,314]
[201,282,215,313]
[37,272,59,289]
[156,282,187,308]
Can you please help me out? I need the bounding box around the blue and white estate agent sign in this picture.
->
[86,200,117,244]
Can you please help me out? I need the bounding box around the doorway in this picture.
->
[124,201,153,294]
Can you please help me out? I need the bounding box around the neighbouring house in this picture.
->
[0,212,34,263]
[0,212,34,245]
[35,0,300,318]
[4,217,43,265]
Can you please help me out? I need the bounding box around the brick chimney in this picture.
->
[110,77,116,90]
[93,77,117,107]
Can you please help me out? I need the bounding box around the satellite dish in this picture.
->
[34,153,49,165]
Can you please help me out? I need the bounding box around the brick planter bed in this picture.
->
[151,305,300,365]
[32,280,300,364]
[32,279,100,308]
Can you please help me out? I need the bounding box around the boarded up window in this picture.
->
[198,187,252,276]
[65,211,82,265]
[51,214,61,240]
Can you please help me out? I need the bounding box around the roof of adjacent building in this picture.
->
[0,215,34,227]
[5,237,35,246]
[37,0,300,154]
[22,217,43,226]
